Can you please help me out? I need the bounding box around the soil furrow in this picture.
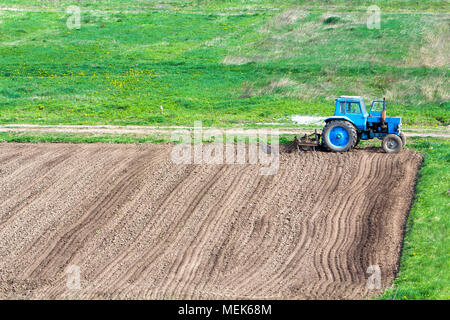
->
[0,143,423,299]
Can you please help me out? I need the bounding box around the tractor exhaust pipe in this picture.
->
[381,97,386,125]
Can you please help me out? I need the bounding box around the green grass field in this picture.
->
[0,0,448,126]
[381,138,449,300]
[0,0,448,300]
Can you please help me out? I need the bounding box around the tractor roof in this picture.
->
[338,96,363,99]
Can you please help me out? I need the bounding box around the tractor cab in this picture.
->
[327,96,369,131]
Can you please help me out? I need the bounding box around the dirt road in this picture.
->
[0,143,422,299]
[0,124,449,138]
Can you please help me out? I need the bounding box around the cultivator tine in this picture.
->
[287,136,301,153]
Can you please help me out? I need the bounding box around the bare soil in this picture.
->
[0,143,423,299]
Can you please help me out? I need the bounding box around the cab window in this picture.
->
[339,102,345,113]
[346,102,361,114]
[371,101,383,112]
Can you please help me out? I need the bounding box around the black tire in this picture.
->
[382,134,403,153]
[322,120,358,152]
[399,132,406,146]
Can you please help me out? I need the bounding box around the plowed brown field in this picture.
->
[0,143,422,299]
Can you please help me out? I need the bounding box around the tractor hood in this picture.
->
[367,116,401,124]
[385,116,402,134]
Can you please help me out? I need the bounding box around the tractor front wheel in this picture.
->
[382,134,403,153]
[322,120,357,152]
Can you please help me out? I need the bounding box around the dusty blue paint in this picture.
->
[324,96,402,141]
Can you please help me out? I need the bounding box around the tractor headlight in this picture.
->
[398,123,402,133]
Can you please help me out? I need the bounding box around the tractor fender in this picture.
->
[323,116,361,134]
[323,116,355,125]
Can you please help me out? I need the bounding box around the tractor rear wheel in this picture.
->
[322,120,357,152]
[382,134,403,153]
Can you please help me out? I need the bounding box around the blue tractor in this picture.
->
[321,96,405,153]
